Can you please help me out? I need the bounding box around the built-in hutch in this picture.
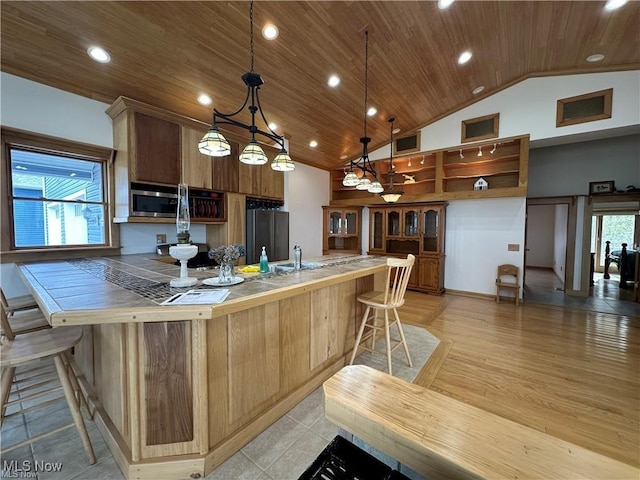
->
[368,203,446,294]
[322,206,363,255]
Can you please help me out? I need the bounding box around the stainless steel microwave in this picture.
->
[131,183,177,218]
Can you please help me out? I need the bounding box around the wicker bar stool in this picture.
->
[0,315,96,464]
[349,254,415,375]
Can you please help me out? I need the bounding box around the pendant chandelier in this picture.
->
[342,31,383,193]
[198,1,294,172]
[380,116,403,203]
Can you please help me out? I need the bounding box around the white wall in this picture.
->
[526,205,555,267]
[528,134,639,198]
[553,204,568,282]
[284,162,330,260]
[368,70,640,161]
[1,72,112,147]
[445,197,526,296]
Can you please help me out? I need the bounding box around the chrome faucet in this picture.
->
[293,245,302,270]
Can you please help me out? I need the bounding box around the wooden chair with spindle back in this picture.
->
[1,287,49,336]
[0,307,96,464]
[349,254,415,375]
[495,264,520,306]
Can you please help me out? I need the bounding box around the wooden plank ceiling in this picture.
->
[2,1,639,171]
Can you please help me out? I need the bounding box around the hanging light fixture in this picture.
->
[343,31,382,193]
[380,117,404,203]
[198,1,294,172]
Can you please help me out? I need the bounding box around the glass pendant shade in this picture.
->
[343,171,360,187]
[199,127,231,157]
[271,149,295,171]
[356,176,372,190]
[176,183,191,242]
[239,140,268,165]
[368,180,384,193]
[381,192,402,203]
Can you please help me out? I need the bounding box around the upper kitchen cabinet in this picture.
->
[239,157,284,200]
[107,98,181,187]
[181,126,212,190]
[210,141,240,193]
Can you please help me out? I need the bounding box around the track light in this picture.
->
[490,143,497,154]
[459,149,464,159]
[477,146,483,157]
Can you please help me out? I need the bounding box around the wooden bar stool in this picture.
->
[0,317,96,464]
[349,254,415,375]
[1,288,49,337]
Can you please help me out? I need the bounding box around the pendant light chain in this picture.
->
[363,31,369,138]
[249,0,255,72]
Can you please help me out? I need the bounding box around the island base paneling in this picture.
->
[70,272,381,480]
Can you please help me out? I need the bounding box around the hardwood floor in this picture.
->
[399,291,640,469]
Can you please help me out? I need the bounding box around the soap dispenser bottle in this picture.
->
[259,246,269,273]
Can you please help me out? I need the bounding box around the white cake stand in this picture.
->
[169,244,199,287]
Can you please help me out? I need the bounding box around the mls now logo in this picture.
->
[2,460,63,477]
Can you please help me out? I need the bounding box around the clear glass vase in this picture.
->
[218,262,234,283]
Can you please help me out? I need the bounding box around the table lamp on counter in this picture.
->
[169,183,198,287]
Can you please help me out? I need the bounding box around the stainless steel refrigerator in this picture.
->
[246,209,289,264]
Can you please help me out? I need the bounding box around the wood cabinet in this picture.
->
[330,134,528,205]
[239,157,284,200]
[132,112,181,185]
[322,206,363,255]
[181,126,212,190]
[367,202,446,294]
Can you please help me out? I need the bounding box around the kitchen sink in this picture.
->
[271,262,326,273]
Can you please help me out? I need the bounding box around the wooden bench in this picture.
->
[323,365,639,480]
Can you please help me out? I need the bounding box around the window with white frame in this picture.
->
[2,128,111,250]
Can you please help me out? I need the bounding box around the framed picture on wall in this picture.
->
[588,180,615,195]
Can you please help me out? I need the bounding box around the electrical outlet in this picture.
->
[156,234,166,244]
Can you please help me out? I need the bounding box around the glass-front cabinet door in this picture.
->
[328,210,342,235]
[404,208,420,237]
[369,209,384,252]
[386,209,401,237]
[344,210,358,235]
[422,208,439,252]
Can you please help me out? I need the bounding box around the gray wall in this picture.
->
[528,134,640,198]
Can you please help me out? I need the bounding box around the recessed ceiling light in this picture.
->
[309,140,318,148]
[604,0,628,11]
[438,0,455,9]
[268,122,278,130]
[197,94,212,105]
[367,107,377,117]
[458,51,472,65]
[340,155,348,160]
[87,46,110,63]
[327,75,341,88]
[472,85,485,95]
[392,128,401,134]
[586,54,605,63]
[262,24,279,40]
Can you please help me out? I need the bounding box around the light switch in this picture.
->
[508,243,520,252]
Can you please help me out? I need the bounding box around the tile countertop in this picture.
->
[17,253,389,326]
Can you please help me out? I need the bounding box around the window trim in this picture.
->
[2,127,115,258]
[556,88,613,127]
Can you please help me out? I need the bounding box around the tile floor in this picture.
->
[524,267,639,317]
[1,325,439,480]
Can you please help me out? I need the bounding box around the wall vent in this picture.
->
[556,88,612,127]
[461,113,499,143]
[393,132,421,155]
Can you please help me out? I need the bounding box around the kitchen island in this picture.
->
[17,254,388,480]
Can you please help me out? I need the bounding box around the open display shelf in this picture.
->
[331,134,528,204]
